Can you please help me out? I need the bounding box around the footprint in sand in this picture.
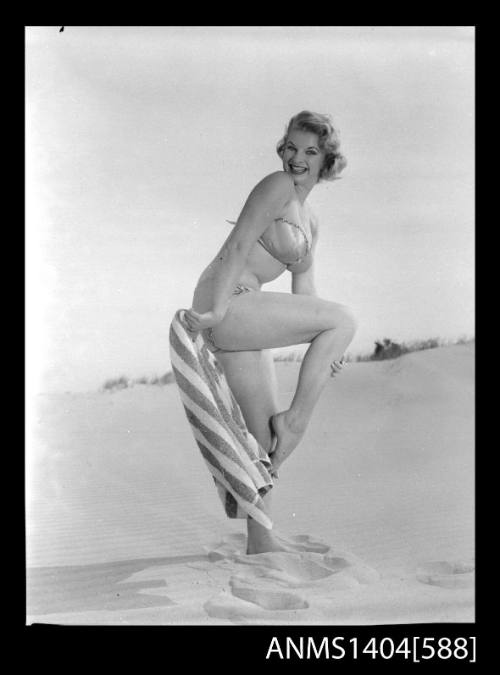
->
[416,560,475,589]
[229,574,309,610]
[234,551,346,583]
[235,551,378,586]
[228,554,362,610]
[204,591,271,622]
[323,554,380,585]
[203,534,379,621]
[278,534,331,554]
[229,551,379,613]
[204,554,369,620]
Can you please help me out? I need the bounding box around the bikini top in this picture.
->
[226,216,312,266]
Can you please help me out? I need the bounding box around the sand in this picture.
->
[26,343,475,625]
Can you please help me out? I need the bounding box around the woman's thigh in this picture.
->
[215,348,279,451]
[210,290,354,352]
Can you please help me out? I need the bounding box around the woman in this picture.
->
[183,111,357,554]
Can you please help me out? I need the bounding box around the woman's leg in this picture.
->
[214,348,288,554]
[205,290,357,468]
[270,324,355,470]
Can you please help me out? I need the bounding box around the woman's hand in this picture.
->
[182,308,224,334]
[330,358,345,377]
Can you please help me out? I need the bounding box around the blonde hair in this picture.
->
[276,110,347,181]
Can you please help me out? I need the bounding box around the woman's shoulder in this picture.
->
[251,171,295,198]
[262,170,294,186]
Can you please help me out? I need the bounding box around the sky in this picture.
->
[26,26,474,393]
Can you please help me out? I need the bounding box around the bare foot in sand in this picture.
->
[247,532,292,555]
[247,533,331,555]
[269,411,306,471]
[247,518,296,555]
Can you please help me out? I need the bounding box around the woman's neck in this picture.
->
[293,180,316,204]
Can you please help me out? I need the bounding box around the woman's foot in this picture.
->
[269,411,306,471]
[247,532,330,555]
[246,530,292,555]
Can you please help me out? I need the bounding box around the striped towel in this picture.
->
[169,309,275,530]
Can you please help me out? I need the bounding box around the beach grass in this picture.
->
[101,335,474,391]
[274,335,475,365]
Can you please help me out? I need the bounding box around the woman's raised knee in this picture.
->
[325,302,358,335]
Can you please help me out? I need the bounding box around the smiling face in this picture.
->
[282,128,325,186]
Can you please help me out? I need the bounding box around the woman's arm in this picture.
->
[210,171,293,315]
[184,171,294,331]
[290,214,319,296]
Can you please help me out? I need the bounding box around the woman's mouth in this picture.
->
[289,163,308,175]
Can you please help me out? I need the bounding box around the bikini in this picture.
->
[256,216,312,266]
[225,216,312,266]
[203,216,312,352]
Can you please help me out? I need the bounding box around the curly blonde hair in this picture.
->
[276,110,347,181]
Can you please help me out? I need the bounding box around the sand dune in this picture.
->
[26,343,474,624]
